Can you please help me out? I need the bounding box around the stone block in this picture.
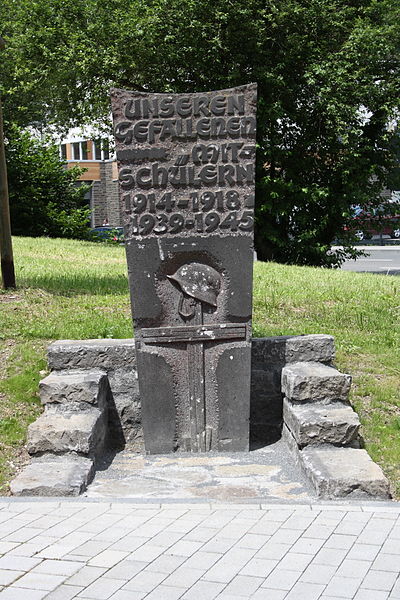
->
[299,446,391,499]
[39,369,110,410]
[27,408,106,456]
[47,339,136,371]
[109,392,143,448]
[10,455,94,496]
[283,399,360,448]
[285,335,335,364]
[107,368,138,394]
[251,335,334,369]
[281,362,351,403]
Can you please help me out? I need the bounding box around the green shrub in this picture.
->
[6,124,91,239]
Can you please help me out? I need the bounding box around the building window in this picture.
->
[93,138,110,161]
[93,139,102,160]
[72,142,80,160]
[60,144,67,160]
[81,141,89,160]
[102,139,110,160]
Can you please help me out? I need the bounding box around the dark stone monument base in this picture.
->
[10,334,391,499]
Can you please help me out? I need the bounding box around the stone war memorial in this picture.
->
[111,85,257,454]
[10,86,391,500]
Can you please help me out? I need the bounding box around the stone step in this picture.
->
[281,361,351,403]
[10,455,94,496]
[47,339,136,371]
[300,446,391,499]
[27,408,106,457]
[39,369,110,411]
[283,399,360,448]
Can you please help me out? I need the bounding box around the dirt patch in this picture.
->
[0,294,22,303]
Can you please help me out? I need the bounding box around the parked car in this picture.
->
[345,205,400,241]
[90,226,124,243]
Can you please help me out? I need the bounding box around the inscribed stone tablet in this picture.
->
[111,84,257,453]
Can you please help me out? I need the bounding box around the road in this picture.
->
[340,246,400,275]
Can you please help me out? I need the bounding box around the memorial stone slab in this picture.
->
[111,85,257,453]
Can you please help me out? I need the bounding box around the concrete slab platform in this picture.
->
[84,440,315,501]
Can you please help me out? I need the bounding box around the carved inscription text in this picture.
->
[111,87,257,239]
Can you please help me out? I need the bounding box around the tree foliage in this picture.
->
[5,126,91,238]
[1,0,399,264]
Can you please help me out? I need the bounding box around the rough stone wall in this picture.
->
[104,162,121,227]
[47,334,334,451]
[91,163,121,227]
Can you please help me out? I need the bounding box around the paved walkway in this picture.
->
[0,500,399,599]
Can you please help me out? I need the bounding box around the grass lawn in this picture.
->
[1,236,399,496]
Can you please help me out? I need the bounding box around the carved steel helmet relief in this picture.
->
[168,263,221,319]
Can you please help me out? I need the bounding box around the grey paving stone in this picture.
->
[88,549,129,568]
[334,520,368,536]
[106,559,148,580]
[14,571,66,591]
[145,585,185,600]
[181,580,225,599]
[312,547,347,567]
[290,536,325,555]
[214,594,247,600]
[185,527,220,543]
[255,543,291,560]
[7,537,56,557]
[382,539,400,555]
[324,576,364,598]
[108,536,149,553]
[77,576,123,599]
[251,590,287,600]
[361,569,399,591]
[107,591,146,600]
[144,554,186,573]
[240,557,278,578]
[65,565,108,586]
[285,581,326,600]
[324,534,357,550]
[236,534,270,549]
[0,555,42,571]
[0,588,49,600]
[300,563,336,584]
[2,527,43,543]
[261,568,302,591]
[203,548,256,583]
[303,523,335,539]
[223,574,263,596]
[389,576,400,598]
[122,569,168,592]
[32,559,82,576]
[161,566,204,589]
[346,543,381,561]
[72,540,110,557]
[45,585,85,600]
[133,543,173,562]
[269,528,302,545]
[0,570,24,586]
[167,540,204,557]
[354,590,389,600]
[183,551,223,570]
[335,558,372,579]
[275,552,313,572]
[281,515,316,531]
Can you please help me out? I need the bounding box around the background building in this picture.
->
[59,128,120,227]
